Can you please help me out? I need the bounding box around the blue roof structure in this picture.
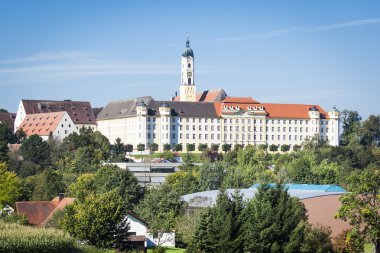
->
[250,183,346,192]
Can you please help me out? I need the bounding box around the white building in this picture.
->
[17,111,78,141]
[96,37,340,152]
[14,99,97,133]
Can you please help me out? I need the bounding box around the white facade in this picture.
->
[96,37,340,151]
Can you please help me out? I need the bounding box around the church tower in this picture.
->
[180,35,196,102]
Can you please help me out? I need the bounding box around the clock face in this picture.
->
[187,72,192,78]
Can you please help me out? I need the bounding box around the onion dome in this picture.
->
[182,36,194,58]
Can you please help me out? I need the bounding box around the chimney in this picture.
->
[58,193,64,202]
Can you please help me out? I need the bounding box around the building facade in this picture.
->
[97,38,340,152]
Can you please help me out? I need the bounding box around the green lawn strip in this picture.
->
[147,247,186,253]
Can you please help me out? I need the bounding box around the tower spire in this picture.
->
[186,34,190,47]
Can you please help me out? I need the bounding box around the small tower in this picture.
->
[180,35,196,102]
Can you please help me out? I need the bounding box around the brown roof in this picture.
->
[18,112,66,136]
[127,235,146,242]
[301,194,351,237]
[223,97,259,104]
[15,197,75,226]
[21,99,96,125]
[0,113,16,130]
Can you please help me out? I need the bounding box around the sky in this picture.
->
[0,0,379,118]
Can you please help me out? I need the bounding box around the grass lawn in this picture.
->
[147,247,186,253]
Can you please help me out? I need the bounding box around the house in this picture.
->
[14,99,97,133]
[125,212,175,250]
[15,194,75,227]
[17,111,78,141]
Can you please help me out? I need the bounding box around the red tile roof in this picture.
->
[261,103,329,119]
[18,112,66,137]
[15,198,75,227]
[21,99,96,125]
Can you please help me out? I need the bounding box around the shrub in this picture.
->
[0,221,74,253]
[269,144,278,152]
[258,144,268,150]
[281,144,290,152]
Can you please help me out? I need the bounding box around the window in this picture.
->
[326,128,329,133]
[193,126,196,131]
[259,135,262,140]
[283,120,286,124]
[205,134,208,139]
[248,126,251,131]
[199,134,202,139]
[289,135,292,140]
[173,133,176,139]
[289,127,291,132]
[236,119,239,123]
[230,126,233,131]
[172,125,175,130]
[153,133,156,138]
[217,126,220,131]
[217,134,220,140]
[321,128,324,133]
[205,126,208,131]
[272,127,274,132]
[65,130,68,134]
[283,135,286,140]
[236,126,239,131]
[294,127,297,132]
[166,125,168,130]
[242,119,245,124]
[306,128,309,133]
[242,126,245,131]
[186,125,189,131]
[61,124,64,127]
[186,134,189,139]
[300,135,303,141]
[260,127,262,132]
[248,119,251,124]
[224,126,227,131]
[283,127,286,132]
[211,126,214,131]
[224,119,227,123]
[180,133,183,139]
[242,134,245,140]
[236,134,239,140]
[199,125,202,131]
[186,118,189,123]
[147,133,151,139]
[166,133,169,138]
[300,127,303,132]
[248,134,251,140]
[278,127,280,132]
[153,118,156,122]
[272,135,274,140]
[211,134,214,140]
[289,120,292,124]
[224,134,227,140]
[193,134,195,139]
[295,135,297,141]
[278,135,280,141]
[69,124,71,128]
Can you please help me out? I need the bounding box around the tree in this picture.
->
[135,184,184,238]
[125,144,133,154]
[293,144,301,151]
[174,144,183,152]
[163,143,171,151]
[137,143,145,152]
[340,110,362,145]
[63,191,129,248]
[222,143,232,153]
[198,143,208,152]
[258,144,268,151]
[242,184,307,252]
[184,143,193,152]
[15,128,27,144]
[211,144,219,152]
[150,143,158,153]
[29,169,65,201]
[0,108,8,113]
[336,165,380,253]
[19,135,51,166]
[359,115,380,146]
[281,144,290,152]
[110,138,126,162]
[0,123,16,144]
[269,144,278,152]
[0,140,8,163]
[234,144,243,150]
[0,163,22,207]
[192,190,244,253]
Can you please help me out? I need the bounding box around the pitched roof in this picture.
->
[0,113,16,130]
[97,96,220,120]
[222,97,259,104]
[261,103,329,119]
[18,112,66,136]
[15,198,75,226]
[250,183,347,192]
[21,99,96,125]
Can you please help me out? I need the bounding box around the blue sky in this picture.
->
[0,1,379,118]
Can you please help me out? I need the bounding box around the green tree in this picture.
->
[125,144,133,153]
[281,144,290,152]
[163,143,171,151]
[15,128,27,144]
[211,144,220,152]
[186,143,195,152]
[0,163,22,207]
[336,165,380,253]
[110,138,126,162]
[174,144,183,152]
[222,143,232,153]
[243,184,307,253]
[293,144,301,151]
[0,123,16,144]
[137,143,145,152]
[0,140,8,163]
[150,143,158,153]
[359,115,380,146]
[198,143,208,152]
[63,191,129,248]
[29,169,65,201]
[340,110,362,146]
[135,184,184,237]
[258,144,268,151]
[19,135,51,166]
[269,144,278,152]
[0,108,8,113]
